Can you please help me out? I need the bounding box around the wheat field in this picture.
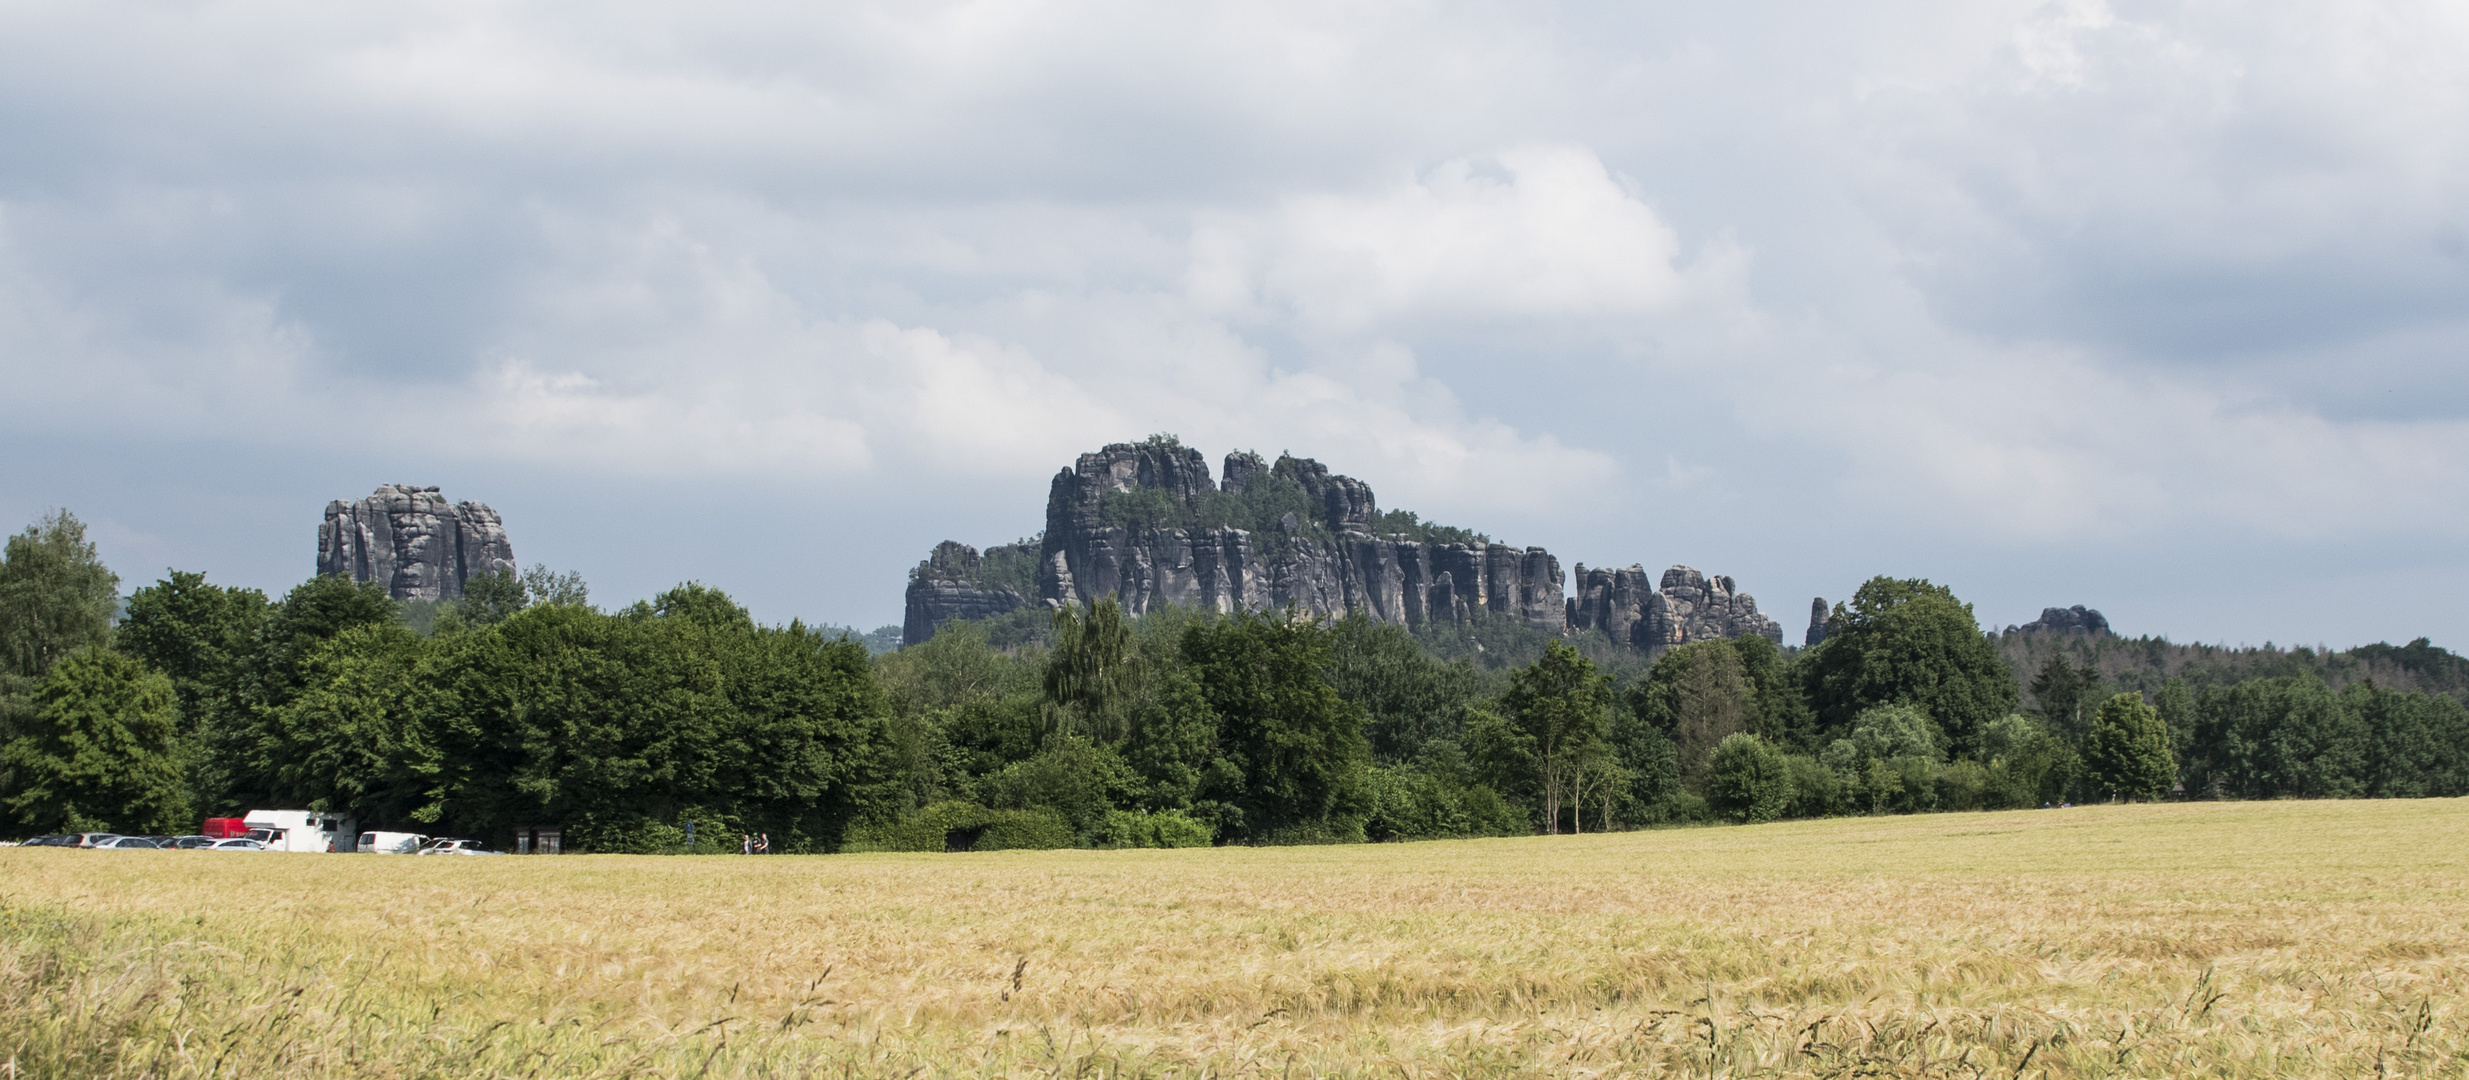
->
[3,800,2464,1078]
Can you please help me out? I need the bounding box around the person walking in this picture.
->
[740,833,752,855]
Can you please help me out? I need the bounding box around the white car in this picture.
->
[416,838,499,855]
[207,838,271,851]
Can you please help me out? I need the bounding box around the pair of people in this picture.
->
[739,832,771,855]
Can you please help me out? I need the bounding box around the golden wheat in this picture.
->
[4,799,2465,1077]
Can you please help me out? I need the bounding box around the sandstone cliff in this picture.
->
[318,484,515,601]
[1565,565,1785,648]
[904,440,1783,651]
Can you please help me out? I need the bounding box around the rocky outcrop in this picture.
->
[317,485,514,601]
[2021,605,2111,636]
[902,439,1791,652]
[1565,564,1784,648]
[902,541,1030,645]
[1806,598,1830,647]
[904,440,1566,645]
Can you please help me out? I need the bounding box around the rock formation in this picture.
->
[902,541,1030,646]
[904,439,1792,652]
[907,440,1567,645]
[2021,605,2111,636]
[1565,565,1784,648]
[317,485,515,602]
[1806,597,1830,647]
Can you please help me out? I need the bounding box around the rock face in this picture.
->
[902,541,1029,646]
[905,441,1567,645]
[317,485,515,601]
[903,440,1795,652]
[1806,597,1830,647]
[1565,565,1784,647]
[2021,605,2111,636]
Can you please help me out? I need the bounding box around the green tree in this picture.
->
[116,571,270,729]
[2028,653,2101,744]
[1629,641,1752,791]
[2083,692,2176,801]
[1326,612,1478,763]
[1047,599,1137,740]
[1499,639,1611,834]
[1,648,190,834]
[0,510,121,683]
[1800,577,2017,755]
[2191,676,2366,799]
[520,564,590,608]
[1728,634,1815,750]
[210,575,400,809]
[2154,677,2196,766]
[1179,610,1370,843]
[451,567,529,628]
[2346,683,2469,798]
[1704,732,1790,824]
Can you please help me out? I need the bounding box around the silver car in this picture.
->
[206,838,271,851]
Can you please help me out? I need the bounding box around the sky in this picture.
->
[3,0,2467,648]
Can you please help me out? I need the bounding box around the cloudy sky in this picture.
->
[4,0,2465,647]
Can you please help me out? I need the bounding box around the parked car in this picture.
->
[167,835,218,849]
[67,833,121,848]
[358,831,427,854]
[206,838,270,851]
[18,835,72,847]
[97,836,163,849]
[416,838,498,855]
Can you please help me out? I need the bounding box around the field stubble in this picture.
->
[2,800,2464,1077]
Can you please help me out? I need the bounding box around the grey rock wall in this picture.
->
[1806,597,1830,647]
[1566,563,1785,648]
[903,441,1567,645]
[317,484,515,601]
[2021,605,2111,635]
[902,440,1789,652]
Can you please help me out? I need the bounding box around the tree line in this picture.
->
[3,509,2465,850]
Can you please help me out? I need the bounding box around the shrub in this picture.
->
[1705,733,1791,824]
[1090,809,1214,849]
[1362,764,1527,841]
[1781,754,1839,819]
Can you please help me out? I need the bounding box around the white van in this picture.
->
[243,810,356,852]
[357,830,426,854]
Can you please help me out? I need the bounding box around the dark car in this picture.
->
[168,835,218,849]
[18,835,72,847]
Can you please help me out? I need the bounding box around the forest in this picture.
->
[4,508,2466,852]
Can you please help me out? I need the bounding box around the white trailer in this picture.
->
[357,830,426,854]
[243,810,356,852]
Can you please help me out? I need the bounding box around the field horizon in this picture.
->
[5,799,2465,1077]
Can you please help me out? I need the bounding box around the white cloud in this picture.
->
[1194,146,1691,331]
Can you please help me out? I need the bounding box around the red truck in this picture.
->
[201,818,250,840]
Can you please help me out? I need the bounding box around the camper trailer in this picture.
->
[243,810,355,852]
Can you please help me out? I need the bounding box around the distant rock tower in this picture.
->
[317,485,515,601]
[1806,597,1829,647]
